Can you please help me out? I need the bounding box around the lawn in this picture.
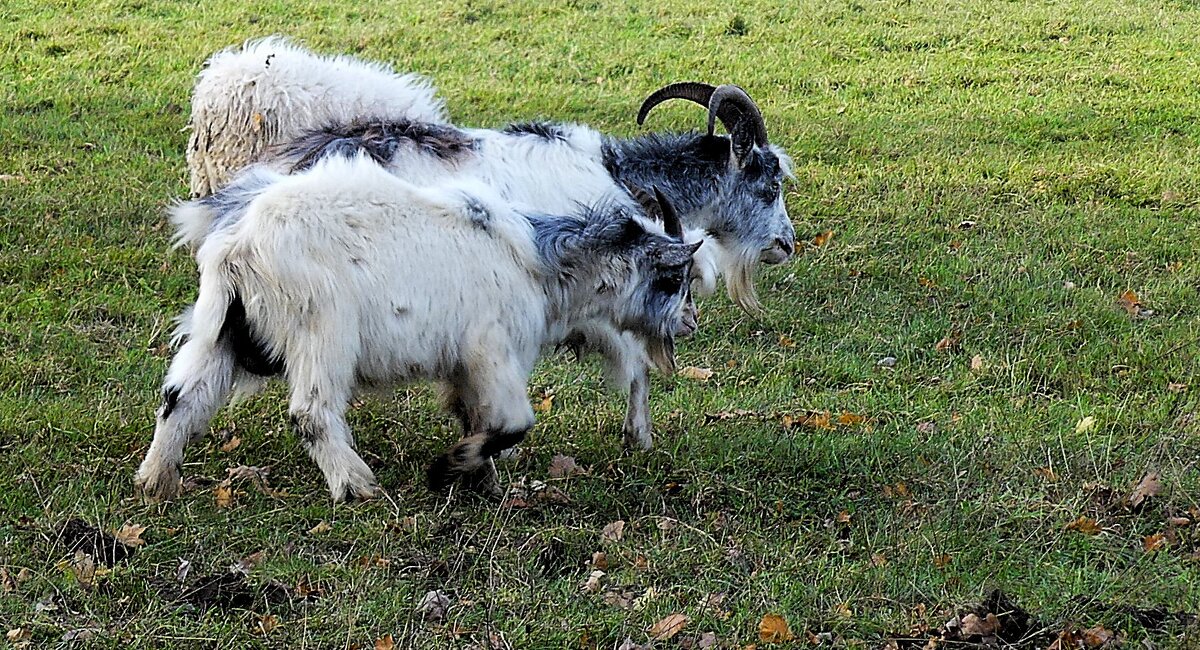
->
[2,0,1199,648]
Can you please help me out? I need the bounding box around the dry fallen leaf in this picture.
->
[215,483,234,508]
[782,410,832,430]
[308,521,332,535]
[532,394,554,413]
[591,551,608,570]
[1033,466,1059,482]
[375,634,396,650]
[648,614,689,641]
[415,590,451,622]
[581,569,605,593]
[113,523,147,548]
[696,631,718,649]
[1081,624,1116,648]
[778,335,796,348]
[1074,416,1096,434]
[758,613,794,643]
[935,334,959,352]
[836,412,866,427]
[811,230,834,247]
[1065,516,1102,535]
[960,613,999,637]
[1168,382,1188,393]
[256,614,279,635]
[1143,533,1167,553]
[71,550,96,589]
[834,602,853,619]
[678,366,714,381]
[970,355,984,371]
[547,454,581,478]
[220,435,242,453]
[601,520,626,544]
[1117,289,1153,318]
[1127,471,1162,510]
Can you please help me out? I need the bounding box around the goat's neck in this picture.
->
[603,133,727,232]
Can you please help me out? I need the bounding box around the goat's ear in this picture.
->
[617,215,647,246]
[655,239,702,267]
[729,118,757,169]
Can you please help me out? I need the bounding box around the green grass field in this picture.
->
[2,1,1199,647]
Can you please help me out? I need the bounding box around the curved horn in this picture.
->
[636,82,717,126]
[707,85,768,148]
[653,186,684,240]
[637,82,768,146]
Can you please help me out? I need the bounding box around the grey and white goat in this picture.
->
[135,155,700,502]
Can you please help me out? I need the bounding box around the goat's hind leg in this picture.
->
[135,338,236,501]
[428,362,534,498]
[288,363,378,502]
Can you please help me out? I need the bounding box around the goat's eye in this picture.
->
[769,181,782,195]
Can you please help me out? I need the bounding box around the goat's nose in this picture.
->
[775,236,794,256]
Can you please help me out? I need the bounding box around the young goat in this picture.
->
[185,37,447,198]
[135,156,699,502]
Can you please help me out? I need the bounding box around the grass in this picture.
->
[2,0,1199,647]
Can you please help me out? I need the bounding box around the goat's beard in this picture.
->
[726,254,762,315]
[646,336,676,375]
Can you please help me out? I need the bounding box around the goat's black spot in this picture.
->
[219,294,284,376]
[480,427,528,458]
[503,121,568,143]
[264,53,275,67]
[282,119,477,172]
[160,385,181,420]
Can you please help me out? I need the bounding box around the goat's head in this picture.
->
[599,188,702,374]
[638,83,795,312]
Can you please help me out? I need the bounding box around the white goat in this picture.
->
[185,37,447,197]
[136,156,700,501]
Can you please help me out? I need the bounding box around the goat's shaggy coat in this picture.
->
[136,156,698,501]
[186,37,446,197]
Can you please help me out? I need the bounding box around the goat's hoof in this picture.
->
[426,454,456,493]
[621,431,653,452]
[463,463,504,500]
[133,465,182,502]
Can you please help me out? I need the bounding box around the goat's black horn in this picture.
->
[637,82,768,146]
[653,186,683,240]
[706,84,768,147]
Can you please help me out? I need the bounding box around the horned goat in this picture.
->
[135,155,700,501]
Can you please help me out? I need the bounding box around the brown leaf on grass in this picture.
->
[1126,472,1162,510]
[782,410,831,430]
[219,435,242,453]
[811,230,834,247]
[591,551,608,570]
[758,613,794,642]
[836,412,866,426]
[6,628,30,643]
[1065,516,1102,535]
[548,454,582,478]
[235,550,267,573]
[695,631,718,649]
[112,523,147,548]
[1080,625,1117,647]
[1143,533,1167,553]
[1168,382,1188,393]
[70,550,97,588]
[307,521,332,535]
[932,553,952,568]
[581,570,605,593]
[678,366,714,381]
[916,421,937,434]
[1117,289,1154,318]
[1034,467,1059,483]
[970,355,984,371]
[600,520,626,544]
[215,483,234,508]
[532,394,554,413]
[374,634,395,650]
[648,614,689,641]
[959,613,999,637]
[778,335,796,348]
[935,333,959,352]
[918,277,937,289]
[834,602,854,619]
[602,587,635,609]
[255,614,279,635]
[836,510,852,524]
[1167,516,1191,527]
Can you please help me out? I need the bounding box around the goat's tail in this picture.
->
[169,166,281,249]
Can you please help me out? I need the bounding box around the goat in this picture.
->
[135,155,700,502]
[185,37,447,198]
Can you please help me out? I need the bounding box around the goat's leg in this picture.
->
[428,360,534,497]
[135,338,236,501]
[287,349,378,502]
[622,367,654,450]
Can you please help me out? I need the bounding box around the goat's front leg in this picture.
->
[621,367,653,450]
[135,338,236,501]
